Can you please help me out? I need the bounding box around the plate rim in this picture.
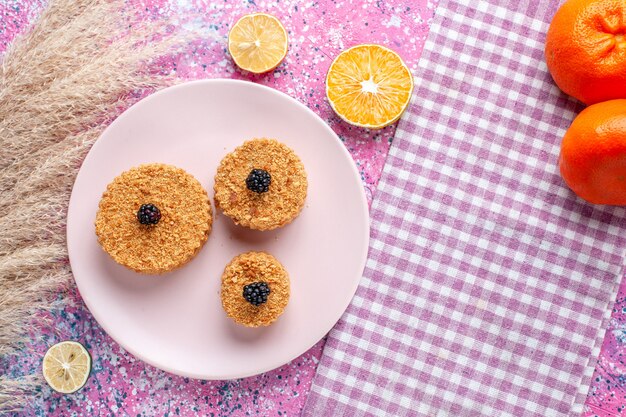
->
[66,78,370,379]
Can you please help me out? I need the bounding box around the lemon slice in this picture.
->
[326,44,414,129]
[228,13,288,73]
[42,341,91,394]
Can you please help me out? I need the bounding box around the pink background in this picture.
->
[1,1,624,416]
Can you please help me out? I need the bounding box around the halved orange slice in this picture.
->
[228,13,288,74]
[326,44,414,129]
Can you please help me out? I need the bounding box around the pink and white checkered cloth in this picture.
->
[302,1,626,416]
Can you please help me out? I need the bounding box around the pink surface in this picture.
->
[0,0,436,415]
[67,79,369,380]
[583,283,626,417]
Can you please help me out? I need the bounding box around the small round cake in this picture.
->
[214,138,307,230]
[221,251,290,327]
[95,163,212,274]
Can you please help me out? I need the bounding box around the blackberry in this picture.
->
[243,281,271,306]
[246,169,271,193]
[137,203,161,225]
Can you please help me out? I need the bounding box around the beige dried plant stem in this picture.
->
[0,0,186,411]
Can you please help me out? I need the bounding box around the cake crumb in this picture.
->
[214,138,307,231]
[95,163,212,274]
[220,251,290,327]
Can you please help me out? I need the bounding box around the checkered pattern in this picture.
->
[302,0,626,416]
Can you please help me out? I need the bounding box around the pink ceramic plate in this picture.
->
[67,79,369,379]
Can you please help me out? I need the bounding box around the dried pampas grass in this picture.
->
[0,0,184,411]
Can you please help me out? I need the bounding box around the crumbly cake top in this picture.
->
[95,163,212,274]
[214,138,307,230]
[221,251,290,327]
